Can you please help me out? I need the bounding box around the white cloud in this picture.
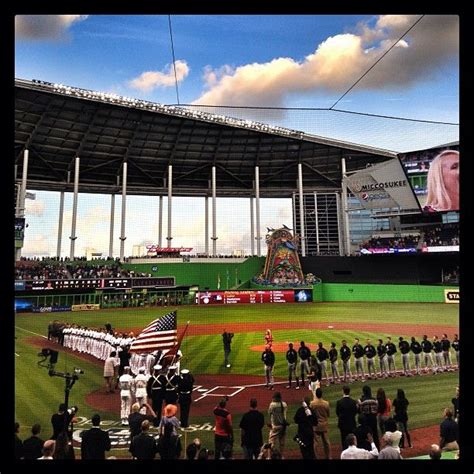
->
[128,60,190,93]
[193,15,458,106]
[15,15,88,40]
[26,200,45,217]
[22,234,50,257]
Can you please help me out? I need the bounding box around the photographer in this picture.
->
[51,403,75,440]
[294,396,318,459]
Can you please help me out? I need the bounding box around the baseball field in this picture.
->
[15,301,459,459]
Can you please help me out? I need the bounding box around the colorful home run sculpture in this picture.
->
[262,227,304,285]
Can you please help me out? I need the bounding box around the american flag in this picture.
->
[129,311,177,354]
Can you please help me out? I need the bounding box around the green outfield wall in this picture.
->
[123,257,265,290]
[319,283,457,302]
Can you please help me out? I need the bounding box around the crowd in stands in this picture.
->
[15,260,154,281]
[358,222,460,254]
[422,223,459,248]
[359,235,420,251]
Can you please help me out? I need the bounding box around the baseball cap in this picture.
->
[153,364,162,370]
[181,369,189,374]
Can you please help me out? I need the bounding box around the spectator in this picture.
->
[38,440,56,460]
[185,438,201,460]
[81,414,111,460]
[239,398,265,460]
[336,385,358,450]
[213,397,233,460]
[158,404,181,459]
[452,386,459,423]
[129,420,158,460]
[376,388,392,436]
[378,432,402,459]
[53,431,75,459]
[358,385,379,449]
[393,388,412,448]
[439,408,459,451]
[429,444,442,460]
[14,422,23,460]
[340,433,378,459]
[128,402,158,442]
[383,418,402,453]
[22,423,44,460]
[311,387,331,459]
[267,391,288,458]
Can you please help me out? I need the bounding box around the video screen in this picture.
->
[399,145,459,212]
[294,289,312,302]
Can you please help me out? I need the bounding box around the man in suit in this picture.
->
[80,414,111,460]
[335,385,358,450]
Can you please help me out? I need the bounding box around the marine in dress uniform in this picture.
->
[177,369,194,428]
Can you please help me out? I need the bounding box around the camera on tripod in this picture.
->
[37,348,59,368]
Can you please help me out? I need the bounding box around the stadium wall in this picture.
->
[122,257,264,290]
[320,283,456,302]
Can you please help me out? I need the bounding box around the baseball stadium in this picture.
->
[13,14,461,464]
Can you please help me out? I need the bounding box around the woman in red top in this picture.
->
[376,387,392,436]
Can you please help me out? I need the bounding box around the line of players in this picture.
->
[283,333,459,388]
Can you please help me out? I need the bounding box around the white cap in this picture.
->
[180,369,189,374]
[153,364,162,370]
[138,367,145,372]
[169,365,177,370]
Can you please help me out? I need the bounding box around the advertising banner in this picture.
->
[444,289,459,303]
[71,303,101,311]
[344,159,419,212]
[32,306,72,313]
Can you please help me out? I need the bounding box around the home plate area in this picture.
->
[190,375,303,416]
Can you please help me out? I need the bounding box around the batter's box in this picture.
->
[194,385,245,402]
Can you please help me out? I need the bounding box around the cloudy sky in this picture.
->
[15,15,459,258]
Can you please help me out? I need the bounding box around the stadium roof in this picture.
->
[15,78,397,198]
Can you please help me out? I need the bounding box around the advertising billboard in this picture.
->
[344,159,420,213]
[398,145,459,212]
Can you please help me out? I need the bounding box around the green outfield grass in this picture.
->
[15,301,459,457]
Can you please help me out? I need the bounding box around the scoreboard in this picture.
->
[15,277,176,292]
[197,289,312,304]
